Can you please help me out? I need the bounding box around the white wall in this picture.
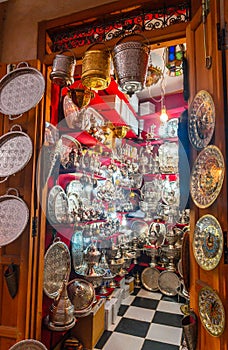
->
[0,0,116,63]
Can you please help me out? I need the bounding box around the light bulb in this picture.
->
[160,106,168,123]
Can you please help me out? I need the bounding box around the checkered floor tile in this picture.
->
[94,287,186,350]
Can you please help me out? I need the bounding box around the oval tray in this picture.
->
[43,238,71,299]
[141,267,160,291]
[47,185,65,224]
[0,63,45,117]
[158,270,181,296]
[0,126,33,182]
[9,339,48,350]
[0,189,29,247]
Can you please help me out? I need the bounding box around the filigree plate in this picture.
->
[193,215,223,271]
[43,238,71,299]
[198,286,225,337]
[190,146,225,208]
[188,90,215,150]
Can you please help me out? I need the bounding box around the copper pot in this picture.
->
[67,88,94,109]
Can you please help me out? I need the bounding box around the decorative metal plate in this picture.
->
[54,190,69,224]
[158,270,181,296]
[198,286,225,337]
[141,267,160,291]
[9,339,48,350]
[0,126,33,182]
[47,185,65,224]
[0,63,45,116]
[188,90,215,150]
[0,189,29,247]
[67,278,95,313]
[43,238,71,299]
[193,215,223,271]
[190,146,225,208]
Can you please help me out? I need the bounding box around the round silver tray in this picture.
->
[9,339,48,350]
[0,125,33,183]
[43,238,71,299]
[193,214,223,271]
[67,278,95,314]
[0,188,29,247]
[141,267,160,291]
[0,62,45,118]
[47,185,65,224]
[158,270,181,296]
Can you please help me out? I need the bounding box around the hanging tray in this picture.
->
[47,185,65,224]
[0,188,29,247]
[188,90,215,151]
[0,125,33,183]
[198,286,225,337]
[9,339,48,350]
[0,62,45,119]
[193,214,223,271]
[43,237,71,299]
[190,145,225,208]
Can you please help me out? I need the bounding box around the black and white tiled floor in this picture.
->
[95,288,185,350]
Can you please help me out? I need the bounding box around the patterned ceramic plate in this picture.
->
[188,90,215,150]
[9,339,48,350]
[190,146,225,208]
[193,215,223,271]
[43,238,71,298]
[141,267,160,291]
[198,286,225,337]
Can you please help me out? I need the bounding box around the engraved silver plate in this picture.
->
[0,189,29,247]
[47,185,65,224]
[158,270,181,296]
[188,90,215,150]
[193,215,223,271]
[190,146,225,208]
[0,125,33,182]
[9,339,48,350]
[0,63,45,117]
[43,238,71,299]
[141,267,160,291]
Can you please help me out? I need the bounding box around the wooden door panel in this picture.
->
[0,60,45,349]
[187,1,227,349]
